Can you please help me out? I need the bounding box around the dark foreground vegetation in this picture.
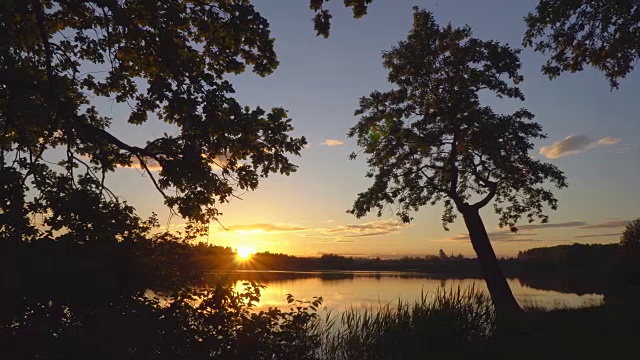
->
[3,255,640,360]
[3,231,640,359]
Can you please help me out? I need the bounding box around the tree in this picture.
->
[0,0,309,244]
[523,0,640,89]
[621,219,640,249]
[348,8,567,317]
[0,0,376,243]
[0,0,375,349]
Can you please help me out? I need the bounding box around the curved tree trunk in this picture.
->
[461,207,522,320]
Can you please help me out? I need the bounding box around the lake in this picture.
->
[205,270,603,313]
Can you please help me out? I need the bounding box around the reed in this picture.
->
[312,285,495,359]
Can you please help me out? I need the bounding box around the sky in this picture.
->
[99,0,639,258]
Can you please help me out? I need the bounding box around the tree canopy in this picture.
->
[348,8,567,231]
[0,0,373,243]
[524,0,640,88]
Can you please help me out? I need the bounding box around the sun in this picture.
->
[237,246,254,260]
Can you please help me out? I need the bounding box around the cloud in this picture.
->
[515,221,586,230]
[440,230,538,243]
[324,219,410,238]
[321,139,345,147]
[581,220,631,229]
[440,221,588,243]
[575,233,621,238]
[539,135,621,159]
[76,154,163,172]
[168,218,412,242]
[81,152,230,172]
[597,137,621,145]
[226,223,309,233]
[618,143,638,154]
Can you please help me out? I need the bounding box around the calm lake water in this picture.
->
[206,270,603,313]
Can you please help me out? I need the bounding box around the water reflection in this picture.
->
[204,271,603,313]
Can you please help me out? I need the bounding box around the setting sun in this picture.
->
[236,246,254,260]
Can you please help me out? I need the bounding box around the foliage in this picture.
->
[620,218,640,248]
[348,8,567,230]
[0,0,314,240]
[2,282,324,360]
[310,0,374,37]
[524,0,640,88]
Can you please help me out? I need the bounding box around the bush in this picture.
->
[2,283,324,360]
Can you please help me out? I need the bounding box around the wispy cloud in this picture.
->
[575,233,621,239]
[443,221,589,242]
[515,221,586,230]
[188,219,412,240]
[440,230,538,243]
[77,154,163,172]
[540,134,621,159]
[324,219,410,238]
[321,139,345,147]
[618,143,638,154]
[85,153,230,172]
[225,223,309,233]
[581,220,631,229]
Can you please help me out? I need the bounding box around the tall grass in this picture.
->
[312,285,495,359]
[518,297,603,312]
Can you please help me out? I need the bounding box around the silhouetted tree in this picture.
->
[348,8,567,317]
[1,0,311,241]
[524,0,640,88]
[621,219,640,249]
[616,219,640,291]
[0,1,374,358]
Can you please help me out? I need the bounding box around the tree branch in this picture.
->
[468,155,498,209]
[448,132,463,207]
[419,169,449,194]
[471,181,497,209]
[135,153,169,202]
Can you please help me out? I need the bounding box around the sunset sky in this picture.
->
[95,0,639,258]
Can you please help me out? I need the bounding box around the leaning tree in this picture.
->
[348,8,567,317]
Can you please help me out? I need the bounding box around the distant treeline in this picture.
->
[179,242,637,296]
[33,239,627,296]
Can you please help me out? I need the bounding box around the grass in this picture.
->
[518,297,603,312]
[300,286,640,359]
[311,286,495,359]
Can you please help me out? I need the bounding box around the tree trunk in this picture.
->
[461,207,522,320]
